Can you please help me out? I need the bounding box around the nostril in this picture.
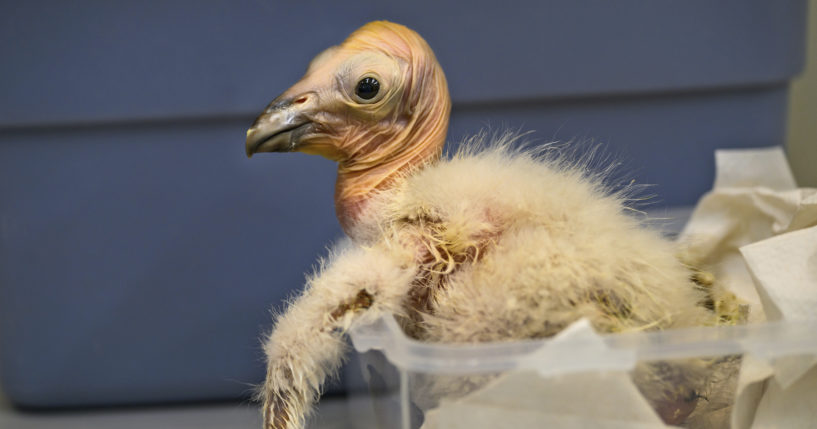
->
[294,96,308,104]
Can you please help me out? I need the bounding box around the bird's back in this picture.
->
[369,136,713,343]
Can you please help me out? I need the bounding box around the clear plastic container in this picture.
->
[348,315,817,429]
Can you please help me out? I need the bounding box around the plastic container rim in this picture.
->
[349,315,817,375]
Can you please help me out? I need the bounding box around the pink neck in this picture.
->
[334,146,440,240]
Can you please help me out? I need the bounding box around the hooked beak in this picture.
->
[245,96,313,158]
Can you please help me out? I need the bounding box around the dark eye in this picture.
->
[355,77,380,100]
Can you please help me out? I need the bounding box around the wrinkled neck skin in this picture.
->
[335,135,442,241]
[327,24,451,241]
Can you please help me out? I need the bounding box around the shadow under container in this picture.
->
[349,316,817,429]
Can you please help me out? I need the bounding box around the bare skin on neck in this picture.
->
[335,137,443,234]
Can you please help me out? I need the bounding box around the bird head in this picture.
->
[246,21,451,234]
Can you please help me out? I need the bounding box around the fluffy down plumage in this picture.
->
[246,21,738,429]
[362,133,712,341]
[259,133,732,429]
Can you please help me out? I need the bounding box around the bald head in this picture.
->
[246,21,451,235]
[246,21,450,165]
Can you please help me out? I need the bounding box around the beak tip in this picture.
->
[245,128,257,158]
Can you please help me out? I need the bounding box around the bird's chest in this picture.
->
[393,214,501,340]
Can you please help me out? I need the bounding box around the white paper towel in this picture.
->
[749,363,817,429]
[740,226,817,323]
[680,147,817,322]
[679,146,817,429]
[421,319,669,429]
[730,356,775,429]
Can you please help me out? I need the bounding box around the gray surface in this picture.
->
[0,0,807,409]
[0,392,377,429]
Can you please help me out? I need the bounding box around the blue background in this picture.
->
[0,0,807,407]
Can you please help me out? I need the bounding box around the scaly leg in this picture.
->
[260,242,417,429]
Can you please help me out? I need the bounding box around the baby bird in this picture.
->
[246,21,721,429]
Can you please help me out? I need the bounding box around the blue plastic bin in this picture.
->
[0,0,807,407]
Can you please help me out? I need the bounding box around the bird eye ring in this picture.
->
[354,77,380,102]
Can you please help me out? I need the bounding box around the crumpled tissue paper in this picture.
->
[679,147,817,322]
[679,147,817,428]
[421,319,671,429]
